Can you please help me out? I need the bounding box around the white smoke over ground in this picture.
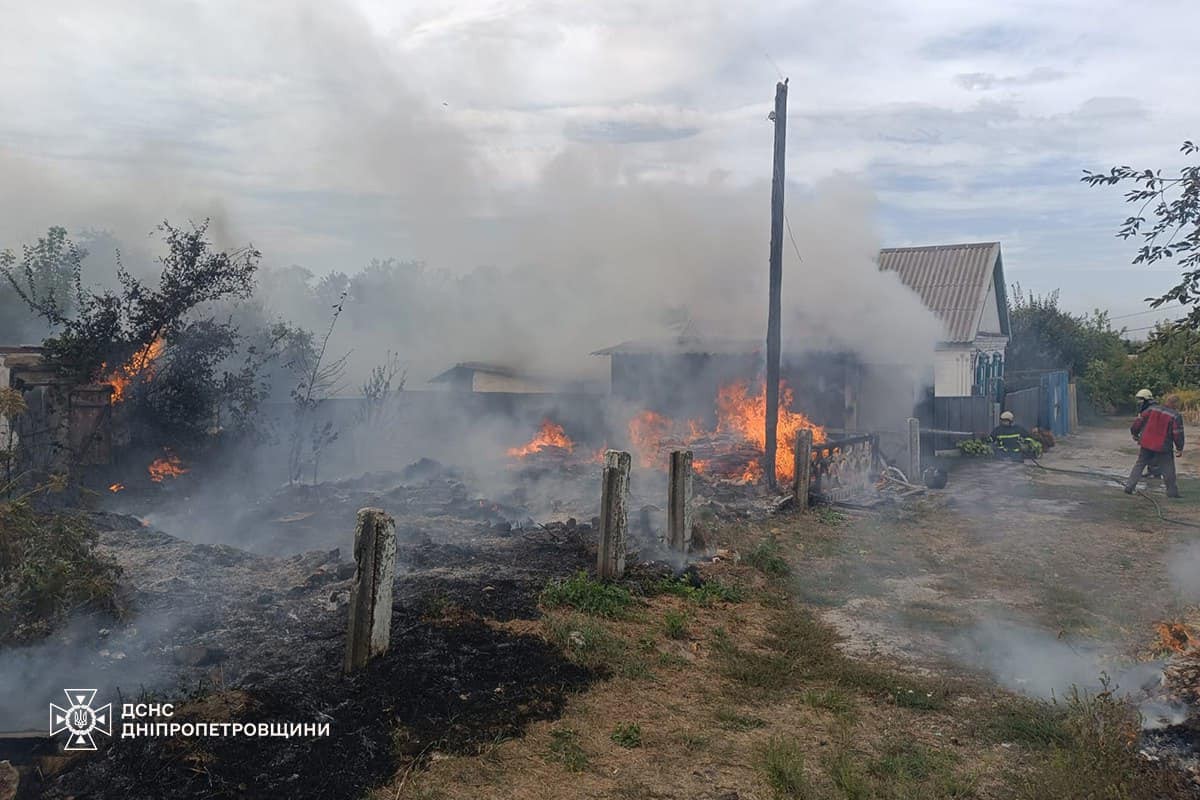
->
[1167,541,1200,601]
[956,618,1116,698]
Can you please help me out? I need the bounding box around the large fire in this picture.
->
[508,419,575,458]
[626,379,825,484]
[148,450,188,482]
[101,338,166,403]
[714,379,826,483]
[502,379,825,484]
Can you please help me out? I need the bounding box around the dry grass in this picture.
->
[374,553,1018,800]
[373,493,1200,800]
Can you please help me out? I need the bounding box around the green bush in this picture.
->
[956,438,994,457]
[0,492,123,644]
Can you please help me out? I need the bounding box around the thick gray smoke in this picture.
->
[0,0,940,395]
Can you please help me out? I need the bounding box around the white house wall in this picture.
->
[979,278,1003,334]
[934,347,974,397]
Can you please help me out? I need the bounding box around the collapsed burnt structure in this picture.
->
[592,336,861,431]
[0,346,115,473]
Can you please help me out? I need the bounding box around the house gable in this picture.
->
[878,242,1006,345]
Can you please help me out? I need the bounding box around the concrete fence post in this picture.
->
[344,507,397,673]
[667,450,693,553]
[597,450,631,579]
[793,429,813,509]
[907,417,921,483]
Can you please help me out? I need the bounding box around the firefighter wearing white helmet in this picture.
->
[1135,388,1155,414]
[990,410,1031,458]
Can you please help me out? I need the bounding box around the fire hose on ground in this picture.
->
[1029,459,1200,530]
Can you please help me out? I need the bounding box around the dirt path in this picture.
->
[787,420,1200,694]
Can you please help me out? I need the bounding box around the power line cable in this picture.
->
[784,214,803,265]
[1110,304,1183,320]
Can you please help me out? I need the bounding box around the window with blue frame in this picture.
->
[972,351,1006,400]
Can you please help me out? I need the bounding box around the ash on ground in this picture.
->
[9,459,770,799]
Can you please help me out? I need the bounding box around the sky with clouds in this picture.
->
[1,0,1198,331]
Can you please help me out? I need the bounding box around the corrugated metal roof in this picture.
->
[878,242,1003,343]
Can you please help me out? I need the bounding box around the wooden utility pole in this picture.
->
[764,79,789,489]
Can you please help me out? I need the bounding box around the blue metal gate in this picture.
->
[1040,370,1070,436]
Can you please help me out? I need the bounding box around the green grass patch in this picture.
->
[827,749,872,800]
[715,610,952,711]
[985,700,1070,749]
[714,706,767,732]
[541,571,634,618]
[711,626,795,689]
[651,575,745,606]
[745,535,790,577]
[656,651,690,668]
[543,614,649,678]
[815,506,848,526]
[610,722,642,748]
[800,687,855,715]
[823,739,975,799]
[662,609,689,640]
[869,740,953,781]
[547,727,588,772]
[759,738,815,798]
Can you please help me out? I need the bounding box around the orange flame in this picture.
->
[628,410,673,468]
[148,450,188,482]
[1154,621,1195,653]
[714,379,826,484]
[508,419,574,458]
[101,339,166,403]
[621,379,825,484]
[108,483,125,493]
